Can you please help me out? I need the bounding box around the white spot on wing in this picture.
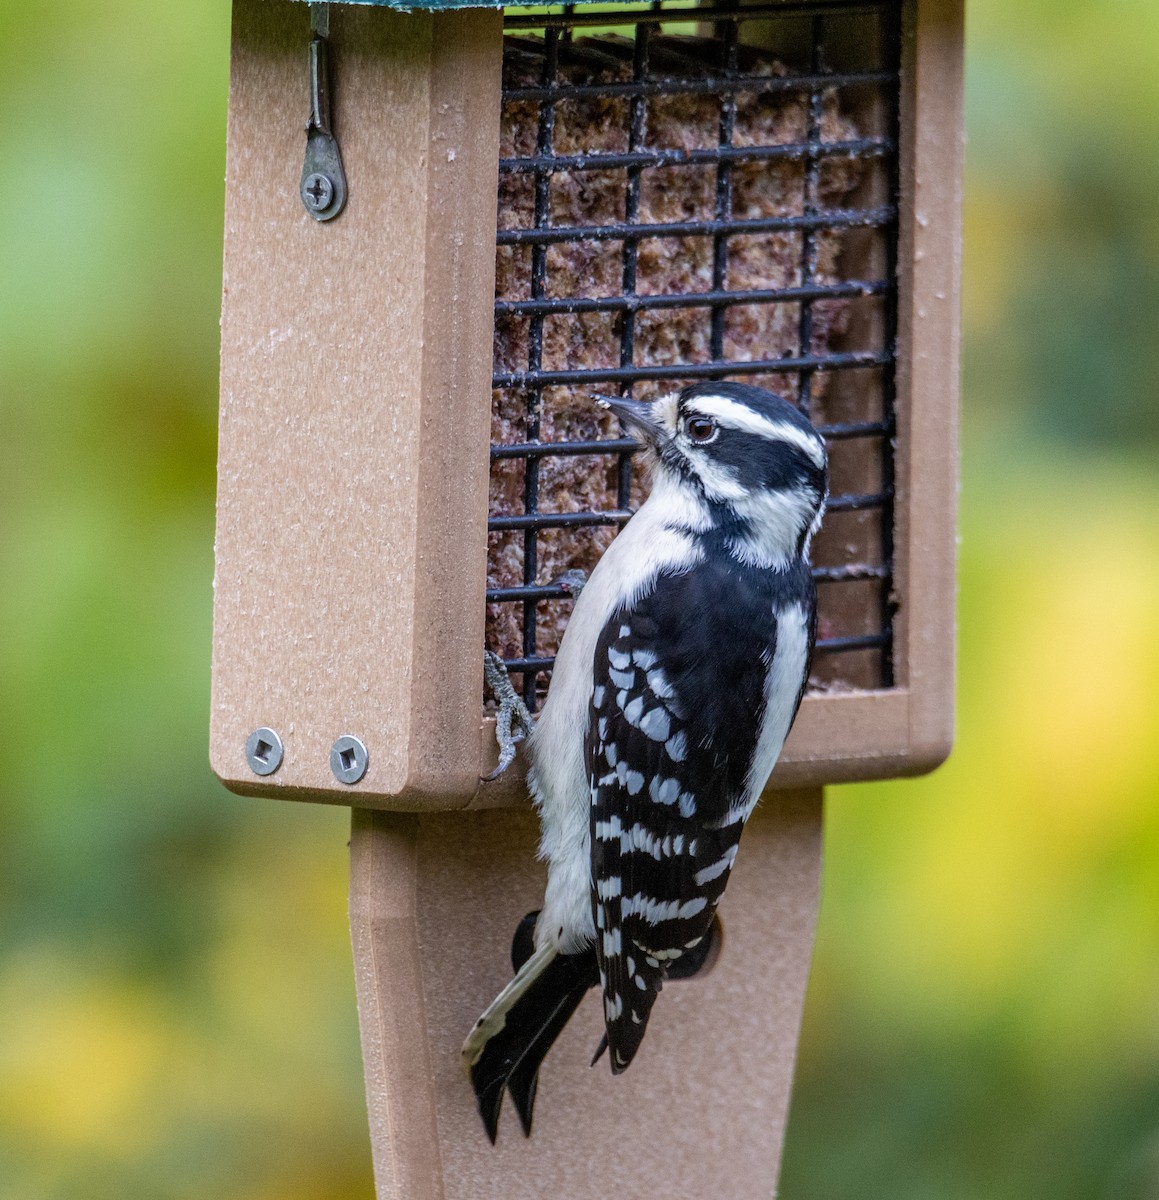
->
[638,945,683,961]
[621,823,663,858]
[622,894,708,924]
[650,777,680,806]
[639,707,671,742]
[694,845,738,885]
[647,669,676,701]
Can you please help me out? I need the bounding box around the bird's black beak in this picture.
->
[593,394,663,447]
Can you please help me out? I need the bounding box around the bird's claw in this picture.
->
[482,650,534,781]
[552,568,589,598]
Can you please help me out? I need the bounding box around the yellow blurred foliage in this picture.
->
[821,459,1159,1072]
[0,961,167,1156]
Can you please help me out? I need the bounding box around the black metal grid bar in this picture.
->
[493,349,890,388]
[613,19,651,510]
[488,561,889,603]
[489,418,888,459]
[495,278,890,316]
[489,487,887,531]
[497,205,896,245]
[518,26,560,707]
[488,0,900,704]
[877,0,902,688]
[504,2,892,31]
[709,11,738,360]
[503,67,896,104]
[796,13,824,418]
[498,136,893,175]
[497,627,892,677]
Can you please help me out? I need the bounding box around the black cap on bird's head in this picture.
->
[596,383,828,559]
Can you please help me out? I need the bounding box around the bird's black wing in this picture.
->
[585,556,779,1072]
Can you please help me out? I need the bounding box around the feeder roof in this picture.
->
[300,0,637,9]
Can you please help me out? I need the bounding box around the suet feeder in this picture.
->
[210,0,961,1194]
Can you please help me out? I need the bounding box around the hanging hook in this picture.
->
[300,3,347,221]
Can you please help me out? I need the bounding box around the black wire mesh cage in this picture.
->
[485,0,901,709]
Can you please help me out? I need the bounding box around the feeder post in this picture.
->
[350,791,825,1199]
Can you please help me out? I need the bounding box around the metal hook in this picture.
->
[300,3,347,221]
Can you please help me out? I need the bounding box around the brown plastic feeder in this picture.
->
[210,0,961,1194]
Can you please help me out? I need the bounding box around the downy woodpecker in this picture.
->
[463,382,828,1141]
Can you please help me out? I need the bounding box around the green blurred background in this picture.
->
[2,0,1157,1195]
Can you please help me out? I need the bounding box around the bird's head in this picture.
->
[597,382,828,566]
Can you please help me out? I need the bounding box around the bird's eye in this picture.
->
[684,417,717,444]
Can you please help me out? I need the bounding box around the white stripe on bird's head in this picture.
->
[679,392,827,470]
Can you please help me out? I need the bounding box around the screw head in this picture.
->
[330,735,368,785]
[302,172,335,212]
[246,728,284,776]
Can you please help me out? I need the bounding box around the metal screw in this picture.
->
[302,172,335,212]
[246,727,284,776]
[330,735,368,785]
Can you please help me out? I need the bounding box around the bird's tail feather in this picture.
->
[462,941,598,1142]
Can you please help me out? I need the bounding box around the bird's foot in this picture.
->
[552,567,589,598]
[482,650,534,781]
